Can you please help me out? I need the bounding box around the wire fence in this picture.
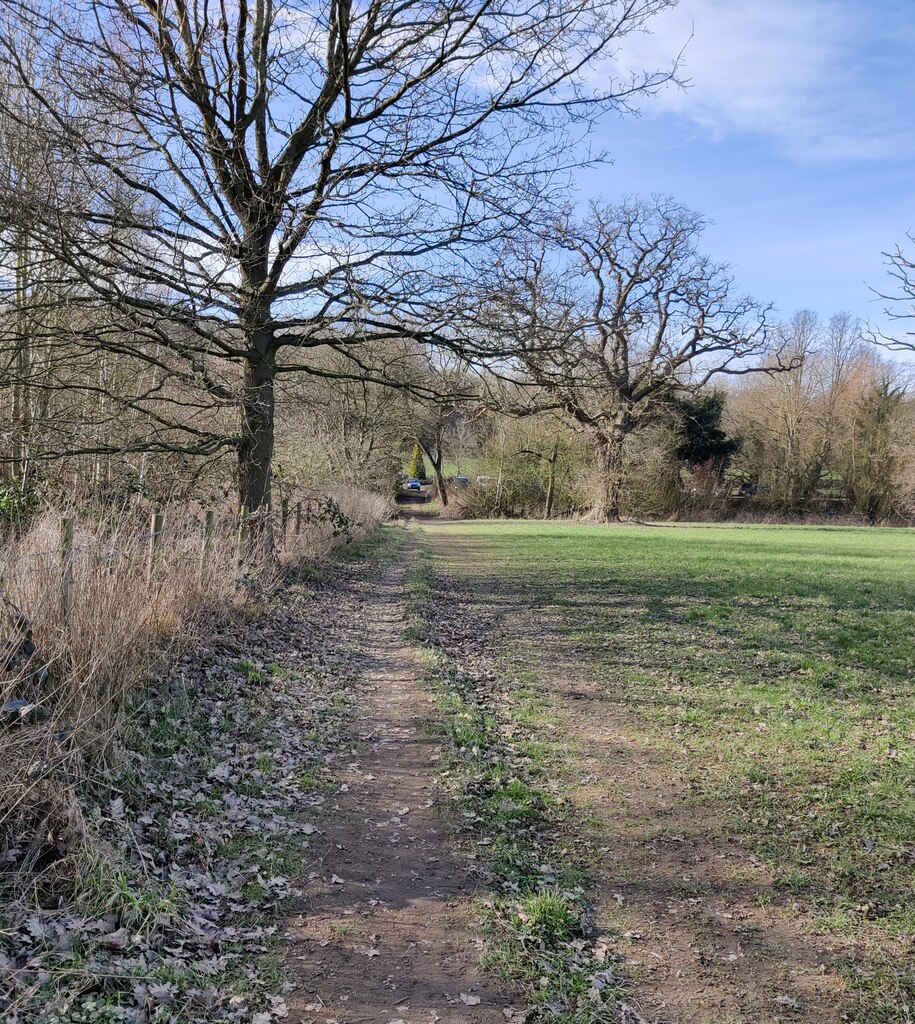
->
[0,483,391,868]
[0,495,353,711]
[1,495,341,594]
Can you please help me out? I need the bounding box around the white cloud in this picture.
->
[615,0,915,162]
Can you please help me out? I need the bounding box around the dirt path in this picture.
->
[285,535,512,1024]
[421,524,851,1024]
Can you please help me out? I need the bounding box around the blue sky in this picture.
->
[578,0,915,333]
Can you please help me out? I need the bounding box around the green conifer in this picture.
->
[407,442,427,480]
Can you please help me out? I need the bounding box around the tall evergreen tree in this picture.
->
[407,443,427,481]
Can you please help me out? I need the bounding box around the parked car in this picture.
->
[475,474,492,486]
[406,478,422,491]
[454,475,470,489]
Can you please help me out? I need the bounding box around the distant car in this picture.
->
[454,475,470,489]
[475,474,492,486]
[407,478,422,490]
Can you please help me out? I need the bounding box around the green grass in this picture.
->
[235,658,265,683]
[424,520,915,1016]
[441,458,482,479]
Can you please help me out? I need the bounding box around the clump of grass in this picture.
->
[74,850,184,936]
[514,888,581,944]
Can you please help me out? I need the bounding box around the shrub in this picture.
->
[0,478,42,529]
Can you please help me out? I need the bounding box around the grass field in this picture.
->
[423,520,915,1019]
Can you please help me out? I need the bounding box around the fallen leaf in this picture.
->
[147,982,177,1007]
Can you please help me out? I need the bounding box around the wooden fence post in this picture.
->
[265,502,275,557]
[295,501,302,538]
[281,497,289,542]
[147,511,164,582]
[60,516,74,639]
[237,505,249,565]
[200,510,214,576]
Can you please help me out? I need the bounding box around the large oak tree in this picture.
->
[495,196,780,520]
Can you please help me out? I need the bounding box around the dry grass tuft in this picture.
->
[0,487,391,904]
[278,484,394,563]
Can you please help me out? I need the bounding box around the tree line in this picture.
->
[266,309,915,524]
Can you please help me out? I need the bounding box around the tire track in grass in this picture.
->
[405,537,650,1024]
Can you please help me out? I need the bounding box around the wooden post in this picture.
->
[147,511,164,582]
[199,510,214,576]
[60,516,74,638]
[295,501,302,538]
[281,497,289,540]
[265,501,275,557]
[237,505,249,565]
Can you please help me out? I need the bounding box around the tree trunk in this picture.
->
[12,234,30,482]
[593,425,626,522]
[543,437,558,520]
[418,439,449,506]
[238,350,276,517]
[237,252,277,526]
[432,461,448,506]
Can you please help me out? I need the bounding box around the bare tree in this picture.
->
[0,0,678,519]
[728,311,868,510]
[872,235,915,351]
[408,354,478,507]
[729,314,911,519]
[493,197,779,521]
[274,342,418,491]
[0,37,86,486]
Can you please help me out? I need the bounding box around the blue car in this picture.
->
[407,478,422,490]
